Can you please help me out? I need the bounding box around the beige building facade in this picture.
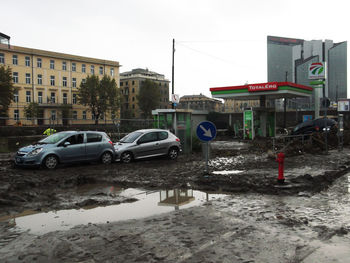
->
[120,68,170,118]
[178,94,223,112]
[0,43,119,126]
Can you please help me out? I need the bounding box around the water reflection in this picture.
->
[3,188,226,235]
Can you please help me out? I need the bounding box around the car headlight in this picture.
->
[27,148,43,157]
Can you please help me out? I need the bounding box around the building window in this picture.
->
[14,91,18,102]
[90,65,94,74]
[37,58,42,68]
[25,73,31,84]
[132,80,135,85]
[110,68,114,76]
[38,91,43,104]
[99,66,103,75]
[51,110,56,120]
[26,91,31,103]
[72,78,76,88]
[132,104,135,109]
[13,72,18,83]
[50,60,55,69]
[50,92,56,103]
[0,53,4,64]
[12,55,18,65]
[73,111,77,120]
[82,64,86,73]
[72,94,77,104]
[120,81,123,86]
[72,62,76,72]
[82,111,86,120]
[62,61,67,71]
[37,74,42,85]
[14,109,19,121]
[62,76,67,87]
[132,88,135,93]
[63,93,67,104]
[82,78,86,84]
[24,56,30,67]
[50,75,55,86]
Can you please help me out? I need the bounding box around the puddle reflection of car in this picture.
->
[15,131,115,169]
[114,129,181,163]
[291,118,337,135]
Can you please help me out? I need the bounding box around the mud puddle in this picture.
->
[2,186,227,235]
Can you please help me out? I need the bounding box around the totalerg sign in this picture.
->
[248,83,278,92]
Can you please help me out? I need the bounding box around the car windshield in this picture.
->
[120,131,143,143]
[39,133,70,144]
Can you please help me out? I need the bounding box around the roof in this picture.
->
[0,43,119,67]
[210,82,313,100]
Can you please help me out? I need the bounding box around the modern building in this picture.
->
[120,68,170,118]
[178,94,223,112]
[0,40,120,126]
[267,35,347,110]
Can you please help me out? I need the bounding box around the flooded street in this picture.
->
[1,142,350,262]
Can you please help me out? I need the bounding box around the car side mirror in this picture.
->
[136,140,142,145]
[64,141,71,147]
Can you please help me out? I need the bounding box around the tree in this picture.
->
[77,75,121,125]
[137,79,161,118]
[0,65,14,117]
[24,102,41,124]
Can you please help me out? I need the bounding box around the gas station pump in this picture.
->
[243,109,254,140]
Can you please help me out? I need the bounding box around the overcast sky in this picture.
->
[2,0,349,98]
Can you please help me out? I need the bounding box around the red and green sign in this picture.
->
[308,62,325,79]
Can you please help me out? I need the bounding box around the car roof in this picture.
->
[57,130,107,134]
[133,129,169,133]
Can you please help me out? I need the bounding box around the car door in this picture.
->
[133,132,159,158]
[57,133,86,163]
[157,131,170,155]
[85,132,104,160]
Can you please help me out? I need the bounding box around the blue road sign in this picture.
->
[196,121,217,142]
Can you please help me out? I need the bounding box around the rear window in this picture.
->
[87,133,102,143]
[158,131,168,140]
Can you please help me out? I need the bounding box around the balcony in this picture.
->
[38,102,73,108]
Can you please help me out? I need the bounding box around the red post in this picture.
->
[276,152,285,184]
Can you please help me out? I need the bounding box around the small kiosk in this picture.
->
[152,109,192,153]
[210,82,313,139]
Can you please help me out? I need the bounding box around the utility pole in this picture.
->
[172,38,175,109]
[283,71,288,128]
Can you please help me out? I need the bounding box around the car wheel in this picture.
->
[168,147,179,160]
[121,152,133,163]
[101,152,113,164]
[43,155,58,169]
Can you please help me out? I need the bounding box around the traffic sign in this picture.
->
[196,121,217,142]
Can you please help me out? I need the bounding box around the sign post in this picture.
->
[196,121,217,174]
[309,62,328,153]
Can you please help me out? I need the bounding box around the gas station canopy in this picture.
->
[210,82,313,100]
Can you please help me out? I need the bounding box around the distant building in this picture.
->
[223,98,260,113]
[178,94,223,112]
[120,68,170,118]
[267,35,347,110]
[0,37,119,125]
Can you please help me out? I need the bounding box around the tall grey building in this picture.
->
[267,36,347,110]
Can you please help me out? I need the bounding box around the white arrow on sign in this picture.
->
[200,125,212,137]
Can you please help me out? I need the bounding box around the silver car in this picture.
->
[15,131,115,169]
[114,129,181,163]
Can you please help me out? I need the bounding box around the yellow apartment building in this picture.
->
[0,42,120,126]
[120,68,170,118]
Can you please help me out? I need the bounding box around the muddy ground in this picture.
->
[1,138,350,262]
